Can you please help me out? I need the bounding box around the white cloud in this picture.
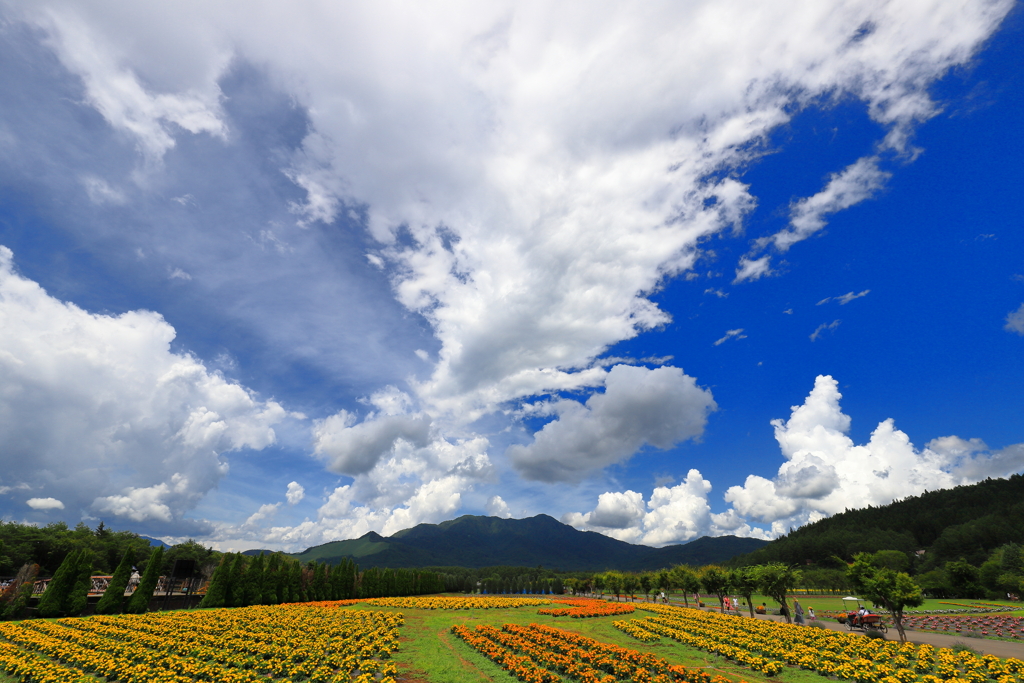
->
[713,328,747,346]
[10,0,1006,425]
[508,365,716,483]
[734,255,773,283]
[0,246,290,530]
[285,481,305,505]
[564,469,772,546]
[168,267,192,281]
[1005,303,1024,334]
[810,319,841,341]
[486,495,512,519]
[783,158,888,251]
[722,375,1024,530]
[312,411,432,476]
[81,175,125,205]
[836,290,870,305]
[26,6,229,163]
[818,290,871,306]
[0,1,1015,545]
[27,497,64,511]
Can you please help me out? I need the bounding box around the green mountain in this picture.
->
[730,474,1024,570]
[289,514,767,571]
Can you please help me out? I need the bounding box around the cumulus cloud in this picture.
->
[508,365,716,483]
[564,469,770,546]
[312,411,432,476]
[0,1,1015,545]
[1005,303,1024,334]
[722,375,1024,530]
[27,497,65,511]
[7,0,1006,423]
[285,482,305,505]
[486,495,512,519]
[0,246,290,529]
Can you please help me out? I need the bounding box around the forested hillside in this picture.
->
[290,514,768,571]
[730,475,1024,578]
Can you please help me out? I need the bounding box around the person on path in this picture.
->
[794,599,805,625]
[808,606,816,620]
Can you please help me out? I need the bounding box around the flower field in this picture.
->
[0,600,401,683]
[617,604,1024,683]
[365,595,551,610]
[537,598,636,618]
[1,594,1023,683]
[902,615,1024,639]
[452,621,734,683]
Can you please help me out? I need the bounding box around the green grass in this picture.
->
[343,601,831,683]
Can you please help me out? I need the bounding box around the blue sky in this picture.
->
[1,1,1022,551]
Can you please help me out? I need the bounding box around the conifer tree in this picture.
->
[95,547,134,614]
[198,554,232,608]
[264,553,281,604]
[66,550,96,616]
[125,546,164,614]
[288,560,303,602]
[243,554,264,606]
[37,549,82,617]
[310,562,327,601]
[226,554,247,607]
[278,558,293,603]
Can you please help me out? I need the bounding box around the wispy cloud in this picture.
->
[714,329,747,346]
[818,289,870,306]
[810,320,842,341]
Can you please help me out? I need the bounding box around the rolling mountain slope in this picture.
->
[289,514,767,571]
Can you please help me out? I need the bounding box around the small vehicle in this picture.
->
[837,596,887,633]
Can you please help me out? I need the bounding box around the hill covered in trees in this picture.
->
[289,514,768,571]
[730,475,1024,570]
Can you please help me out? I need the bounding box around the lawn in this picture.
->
[349,599,835,683]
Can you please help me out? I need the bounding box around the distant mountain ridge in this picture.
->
[285,514,768,571]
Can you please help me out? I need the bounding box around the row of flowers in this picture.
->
[451,621,738,683]
[365,596,551,610]
[612,619,661,642]
[939,603,1017,612]
[902,615,1024,639]
[537,598,636,618]
[0,601,401,683]
[626,603,1024,683]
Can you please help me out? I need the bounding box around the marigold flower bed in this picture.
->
[452,621,739,683]
[0,600,401,683]
[624,604,1024,683]
[537,598,636,618]
[365,596,551,610]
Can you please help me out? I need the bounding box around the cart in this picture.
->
[837,596,887,634]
